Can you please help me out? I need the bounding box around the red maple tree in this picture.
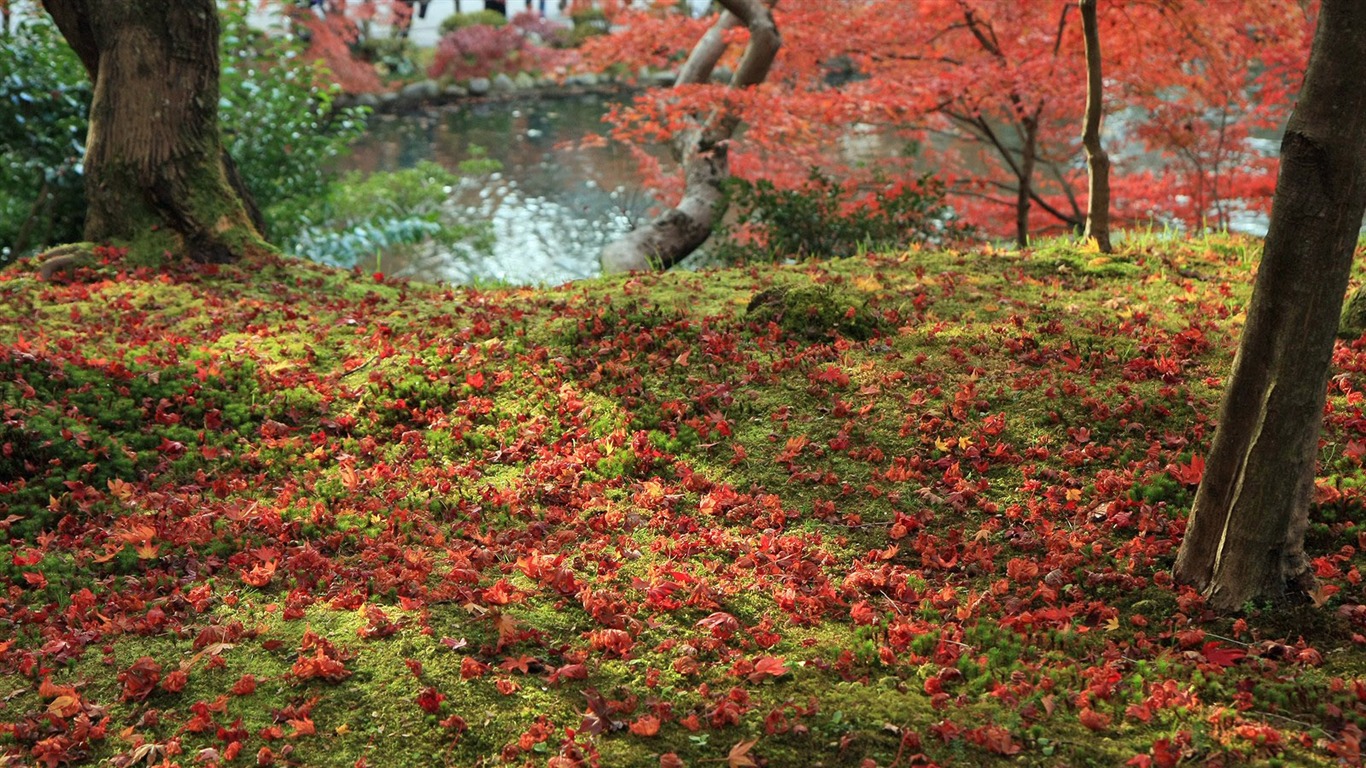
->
[581,0,1315,243]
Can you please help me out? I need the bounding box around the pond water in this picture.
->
[340,93,652,285]
[338,94,1290,286]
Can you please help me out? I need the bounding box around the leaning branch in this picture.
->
[601,0,780,273]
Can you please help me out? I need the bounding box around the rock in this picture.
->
[565,73,600,87]
[513,72,536,90]
[491,73,516,92]
[399,79,440,102]
[468,77,492,95]
[352,92,381,108]
[379,91,400,105]
[651,69,678,87]
[712,66,733,83]
[442,84,469,98]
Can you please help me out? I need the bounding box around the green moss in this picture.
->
[1340,284,1366,339]
[745,283,884,341]
[1,235,1360,768]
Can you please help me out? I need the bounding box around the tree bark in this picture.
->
[601,0,779,273]
[1079,0,1112,252]
[42,0,268,263]
[1172,0,1366,613]
[1014,113,1037,248]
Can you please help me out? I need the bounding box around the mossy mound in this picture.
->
[744,283,884,341]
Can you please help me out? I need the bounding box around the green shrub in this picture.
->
[714,169,970,264]
[1,4,497,272]
[218,0,370,243]
[0,15,90,262]
[439,10,509,35]
[570,8,609,30]
[0,3,372,261]
[567,8,609,45]
[355,35,423,80]
[292,159,497,270]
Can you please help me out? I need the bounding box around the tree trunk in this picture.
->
[42,0,268,264]
[1014,114,1037,248]
[1079,0,1112,252]
[601,0,779,273]
[1172,0,1366,613]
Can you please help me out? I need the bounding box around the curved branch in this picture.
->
[602,1,780,273]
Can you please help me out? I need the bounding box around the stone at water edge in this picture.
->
[468,77,492,96]
[399,80,441,102]
[565,73,601,87]
[491,73,516,93]
[513,72,536,89]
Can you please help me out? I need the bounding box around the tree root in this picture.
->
[35,243,98,281]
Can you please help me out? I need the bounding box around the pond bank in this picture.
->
[335,70,677,115]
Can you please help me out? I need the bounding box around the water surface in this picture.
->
[341,93,652,285]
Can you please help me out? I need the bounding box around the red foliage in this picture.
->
[118,657,162,702]
[428,21,569,81]
[581,0,1314,236]
[416,686,446,714]
[282,0,414,93]
[291,632,353,682]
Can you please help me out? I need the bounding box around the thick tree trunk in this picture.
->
[1078,0,1112,252]
[42,0,267,263]
[601,0,779,273]
[1172,0,1366,612]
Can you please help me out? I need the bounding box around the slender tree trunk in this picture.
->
[601,0,779,273]
[1015,114,1038,248]
[1079,0,1112,252]
[1173,0,1366,612]
[42,0,268,263]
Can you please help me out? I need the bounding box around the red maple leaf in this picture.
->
[1168,455,1205,486]
[629,714,661,737]
[1200,641,1247,668]
[1079,707,1111,732]
[118,656,162,702]
[416,686,446,714]
[747,656,789,683]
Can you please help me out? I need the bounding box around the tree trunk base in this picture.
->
[34,242,98,281]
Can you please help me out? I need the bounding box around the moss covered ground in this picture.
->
[1,237,1365,767]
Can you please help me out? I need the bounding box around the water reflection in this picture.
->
[341,93,653,285]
